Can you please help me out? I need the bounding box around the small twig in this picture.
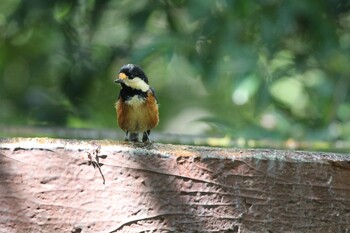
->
[87,145,106,185]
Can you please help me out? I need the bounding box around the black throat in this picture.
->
[118,84,147,101]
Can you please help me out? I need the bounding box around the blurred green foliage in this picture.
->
[1,0,350,141]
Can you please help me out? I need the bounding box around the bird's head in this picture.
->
[115,64,150,92]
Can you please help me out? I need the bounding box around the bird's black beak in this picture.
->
[114,78,123,84]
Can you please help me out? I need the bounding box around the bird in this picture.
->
[114,64,159,142]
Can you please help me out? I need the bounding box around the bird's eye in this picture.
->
[129,75,135,79]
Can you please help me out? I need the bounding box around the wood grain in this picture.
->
[0,138,349,232]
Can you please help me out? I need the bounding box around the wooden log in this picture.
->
[0,138,349,232]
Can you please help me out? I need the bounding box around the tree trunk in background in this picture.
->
[0,138,349,233]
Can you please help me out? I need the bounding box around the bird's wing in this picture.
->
[149,87,158,103]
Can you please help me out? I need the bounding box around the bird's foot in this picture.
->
[129,132,139,142]
[142,131,151,143]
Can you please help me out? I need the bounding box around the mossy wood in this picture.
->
[0,138,349,232]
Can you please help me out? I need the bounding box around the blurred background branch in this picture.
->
[1,0,350,151]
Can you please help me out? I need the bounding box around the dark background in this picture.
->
[1,0,350,144]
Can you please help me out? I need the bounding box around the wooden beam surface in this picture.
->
[0,138,349,232]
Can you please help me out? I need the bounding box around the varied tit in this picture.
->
[115,64,159,142]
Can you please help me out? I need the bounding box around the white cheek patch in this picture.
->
[124,77,150,92]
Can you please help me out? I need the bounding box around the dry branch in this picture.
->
[0,138,349,233]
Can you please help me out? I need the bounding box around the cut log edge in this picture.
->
[0,137,348,163]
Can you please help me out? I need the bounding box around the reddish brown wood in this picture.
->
[0,138,350,232]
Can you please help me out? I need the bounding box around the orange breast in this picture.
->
[116,90,159,133]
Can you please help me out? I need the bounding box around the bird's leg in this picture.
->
[129,132,139,142]
[124,131,130,141]
[142,130,151,143]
